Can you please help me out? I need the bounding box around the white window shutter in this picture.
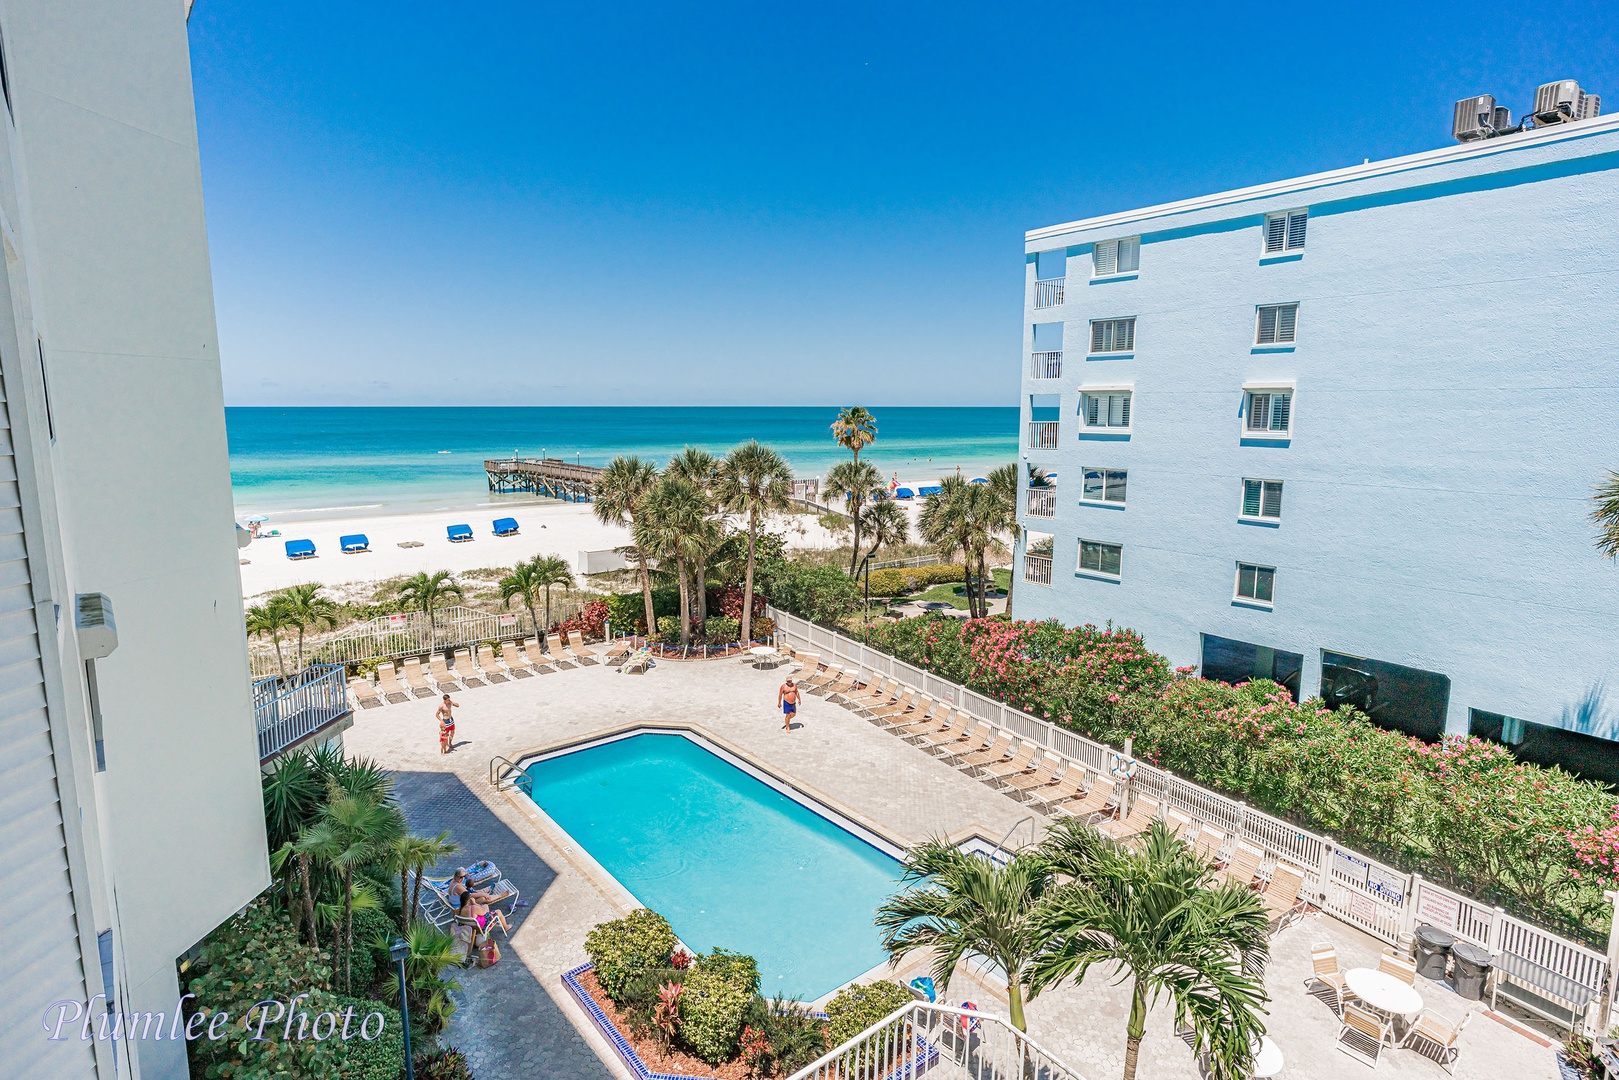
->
[1248,393,1268,430]
[1257,307,1277,344]
[1262,481,1283,517]
[1288,211,1308,250]
[1272,393,1292,431]
[1091,322,1105,353]
[1121,318,1135,350]
[1119,237,1140,272]
[1278,304,1298,342]
[1265,215,1287,253]
[1118,393,1131,427]
[1085,395,1098,425]
[1094,241,1116,276]
[1243,479,1262,516]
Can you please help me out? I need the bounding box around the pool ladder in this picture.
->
[488,755,531,795]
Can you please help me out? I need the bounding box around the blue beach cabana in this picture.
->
[969,477,988,484]
[340,534,370,553]
[447,524,474,543]
[284,539,316,560]
[918,485,942,497]
[895,487,915,499]
[492,517,519,536]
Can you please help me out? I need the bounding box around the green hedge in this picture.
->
[824,981,913,1046]
[679,962,754,1064]
[585,908,679,999]
[865,563,965,597]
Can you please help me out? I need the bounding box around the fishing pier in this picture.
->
[483,457,602,502]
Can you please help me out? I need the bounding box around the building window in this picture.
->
[1264,210,1307,253]
[1081,468,1127,505]
[1469,709,1619,786]
[1093,237,1140,277]
[1235,562,1275,604]
[1078,539,1122,577]
[1244,390,1291,435]
[1323,651,1451,743]
[1241,478,1283,520]
[1089,318,1136,354]
[1255,303,1298,345]
[1081,391,1131,431]
[1200,634,1303,701]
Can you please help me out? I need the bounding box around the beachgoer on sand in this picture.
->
[777,678,800,732]
[437,694,458,753]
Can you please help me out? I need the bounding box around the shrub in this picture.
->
[333,996,404,1080]
[766,563,859,627]
[704,616,740,645]
[744,996,828,1077]
[559,598,610,641]
[346,905,395,995]
[713,584,767,620]
[752,615,775,641]
[697,947,760,995]
[414,1046,475,1080]
[655,615,682,645]
[824,981,913,1046]
[585,909,679,1000]
[865,564,967,597]
[678,965,752,1064]
[606,589,679,634]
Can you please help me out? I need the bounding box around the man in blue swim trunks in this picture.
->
[777,678,800,731]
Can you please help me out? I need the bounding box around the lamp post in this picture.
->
[389,937,415,1080]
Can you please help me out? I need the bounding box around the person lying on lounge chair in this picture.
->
[458,889,509,937]
[448,867,501,906]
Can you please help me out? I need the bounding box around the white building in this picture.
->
[0,3,270,1078]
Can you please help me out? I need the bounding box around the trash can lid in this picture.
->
[1414,924,1456,948]
[1450,942,1493,966]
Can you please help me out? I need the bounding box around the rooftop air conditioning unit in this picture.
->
[1453,95,1512,141]
[1532,79,1601,126]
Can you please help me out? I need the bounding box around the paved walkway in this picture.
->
[343,655,1564,1080]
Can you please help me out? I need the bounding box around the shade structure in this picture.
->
[284,539,316,559]
[969,477,988,484]
[894,487,915,499]
[492,517,519,536]
[447,524,474,542]
[340,534,370,553]
[918,485,942,497]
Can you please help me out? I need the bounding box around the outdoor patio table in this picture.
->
[1344,968,1423,1041]
[1250,1035,1283,1078]
[748,646,778,669]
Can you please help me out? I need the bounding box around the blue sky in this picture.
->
[189,1,1618,407]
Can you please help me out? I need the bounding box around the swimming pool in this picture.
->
[520,731,903,1000]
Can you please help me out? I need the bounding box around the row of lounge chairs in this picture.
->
[349,632,635,708]
[789,650,1308,931]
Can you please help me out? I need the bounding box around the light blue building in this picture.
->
[1013,110,1619,780]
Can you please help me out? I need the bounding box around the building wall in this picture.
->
[0,3,270,1077]
[1015,120,1619,745]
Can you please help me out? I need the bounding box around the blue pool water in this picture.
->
[521,733,903,1000]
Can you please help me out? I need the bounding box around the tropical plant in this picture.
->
[875,841,1052,1030]
[413,1047,476,1080]
[680,963,754,1064]
[831,406,878,462]
[585,908,680,999]
[666,447,722,633]
[1028,820,1271,1080]
[857,497,910,571]
[371,919,463,1038]
[397,570,464,639]
[826,459,885,574]
[389,831,459,933]
[262,747,326,852]
[594,455,662,634]
[246,598,296,683]
[501,553,575,635]
[744,996,828,1077]
[635,475,714,646]
[716,440,794,643]
[277,583,343,671]
[765,561,860,627]
[1594,470,1619,560]
[296,784,406,991]
[918,476,998,618]
[822,980,913,1045]
[986,462,1021,615]
[653,982,684,1058]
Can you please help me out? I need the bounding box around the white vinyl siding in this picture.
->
[1236,562,1276,604]
[1245,391,1292,435]
[1092,236,1140,276]
[1089,318,1136,354]
[1078,539,1123,577]
[1256,303,1298,345]
[1081,391,1132,431]
[1242,478,1283,519]
[1264,209,1308,253]
[1081,468,1127,504]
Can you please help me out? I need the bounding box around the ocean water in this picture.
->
[521,733,902,1000]
[226,406,1018,516]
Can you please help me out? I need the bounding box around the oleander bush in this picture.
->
[824,980,913,1046]
[865,614,1619,942]
[585,909,680,999]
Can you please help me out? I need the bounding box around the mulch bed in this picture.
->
[577,969,751,1080]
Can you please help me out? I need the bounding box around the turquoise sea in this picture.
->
[226,406,1018,516]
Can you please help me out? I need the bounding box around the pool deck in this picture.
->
[341,653,1566,1080]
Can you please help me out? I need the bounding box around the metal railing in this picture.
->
[255,664,350,761]
[1026,421,1059,449]
[766,607,1617,1032]
[788,1001,1083,1080]
[869,554,951,571]
[1022,554,1053,585]
[1025,489,1055,518]
[1029,351,1063,379]
[1032,278,1066,309]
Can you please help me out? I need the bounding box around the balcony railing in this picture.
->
[788,1001,1083,1080]
[1033,277,1066,308]
[256,664,352,761]
[1023,553,1053,585]
[1029,350,1063,379]
[1027,421,1059,449]
[1026,487,1056,517]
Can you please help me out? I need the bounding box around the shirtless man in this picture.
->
[777,678,800,732]
[437,694,459,754]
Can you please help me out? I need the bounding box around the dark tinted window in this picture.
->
[1200,634,1302,701]
[1469,709,1619,788]
[1321,651,1450,742]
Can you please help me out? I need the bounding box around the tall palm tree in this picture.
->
[277,583,342,671]
[1028,820,1271,1080]
[246,598,295,683]
[594,455,661,634]
[986,463,1021,616]
[297,784,405,991]
[500,554,575,637]
[389,831,460,934]
[918,476,986,617]
[858,497,910,567]
[716,441,794,643]
[635,476,711,646]
[826,459,885,575]
[665,448,721,634]
[875,839,1054,1032]
[1594,470,1619,560]
[831,406,878,463]
[397,570,464,645]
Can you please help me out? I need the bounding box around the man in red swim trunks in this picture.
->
[777,678,800,732]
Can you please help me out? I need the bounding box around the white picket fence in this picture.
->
[767,607,1618,1031]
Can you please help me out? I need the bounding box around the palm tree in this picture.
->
[246,598,295,683]
[372,920,463,1037]
[831,406,878,463]
[918,477,978,617]
[716,441,794,643]
[875,839,1054,1032]
[635,476,711,646]
[858,497,910,568]
[501,554,575,637]
[262,748,324,852]
[986,463,1021,616]
[1594,470,1619,560]
[397,570,464,644]
[1028,820,1271,1080]
[666,448,721,634]
[594,455,661,634]
[297,784,405,991]
[826,459,885,575]
[390,831,460,934]
[277,583,342,671]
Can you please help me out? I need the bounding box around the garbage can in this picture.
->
[1413,924,1456,980]
[1450,941,1493,1000]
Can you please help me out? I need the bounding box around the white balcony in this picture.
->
[1029,350,1063,379]
[1025,487,1056,517]
[1033,277,1066,308]
[1027,421,1059,449]
[1022,553,1053,585]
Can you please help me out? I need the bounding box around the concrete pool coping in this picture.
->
[492,720,1010,1007]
